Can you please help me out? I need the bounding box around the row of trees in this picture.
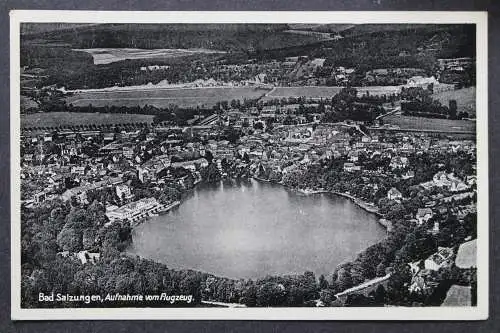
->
[401,86,470,120]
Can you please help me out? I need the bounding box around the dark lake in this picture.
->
[128,179,385,279]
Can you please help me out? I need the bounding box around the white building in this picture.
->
[416,208,433,225]
[76,250,100,265]
[105,197,163,223]
[424,247,454,271]
[387,187,403,201]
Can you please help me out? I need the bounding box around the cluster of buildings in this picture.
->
[364,68,427,86]
[22,118,476,216]
[157,55,469,89]
[407,246,455,294]
[408,237,477,306]
[105,197,165,224]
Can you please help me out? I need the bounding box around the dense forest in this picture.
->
[21,23,324,52]
[20,24,475,90]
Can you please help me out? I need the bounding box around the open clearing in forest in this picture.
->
[73,47,226,65]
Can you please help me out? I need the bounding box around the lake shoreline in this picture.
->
[129,176,387,280]
[252,177,391,232]
[297,188,392,232]
[131,176,391,234]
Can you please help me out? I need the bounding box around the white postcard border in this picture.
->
[10,10,489,321]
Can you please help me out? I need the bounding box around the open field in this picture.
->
[21,112,155,129]
[73,48,226,65]
[432,87,476,116]
[262,85,401,101]
[66,86,271,108]
[356,86,402,96]
[383,115,476,133]
[441,285,472,306]
[284,30,333,40]
[263,86,342,100]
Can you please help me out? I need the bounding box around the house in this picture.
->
[416,208,433,225]
[103,133,115,142]
[34,191,47,204]
[343,162,361,173]
[466,175,477,186]
[116,183,132,200]
[431,221,440,234]
[76,251,100,265]
[436,206,448,216]
[122,146,134,159]
[408,261,423,276]
[401,170,415,179]
[424,200,437,208]
[23,154,34,163]
[71,166,86,175]
[432,172,468,192]
[387,187,403,201]
[61,177,123,203]
[146,133,157,141]
[348,150,360,162]
[370,150,382,159]
[171,158,209,172]
[408,274,430,294]
[449,179,469,192]
[433,171,452,187]
[390,156,409,170]
[424,247,454,271]
[300,154,311,165]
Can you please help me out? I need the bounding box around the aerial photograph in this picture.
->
[18,22,478,309]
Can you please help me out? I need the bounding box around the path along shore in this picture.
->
[296,188,393,232]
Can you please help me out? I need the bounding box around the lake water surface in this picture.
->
[128,179,385,279]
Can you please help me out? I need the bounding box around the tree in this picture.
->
[345,293,375,306]
[240,283,257,306]
[201,163,221,183]
[65,207,93,231]
[376,262,387,277]
[158,186,181,204]
[56,227,82,252]
[87,200,107,227]
[449,99,458,119]
[256,282,286,306]
[224,126,241,144]
[318,274,329,289]
[253,121,264,131]
[372,284,386,305]
[319,289,335,305]
[335,266,353,291]
[204,150,214,163]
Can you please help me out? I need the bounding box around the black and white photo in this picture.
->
[10,11,488,320]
